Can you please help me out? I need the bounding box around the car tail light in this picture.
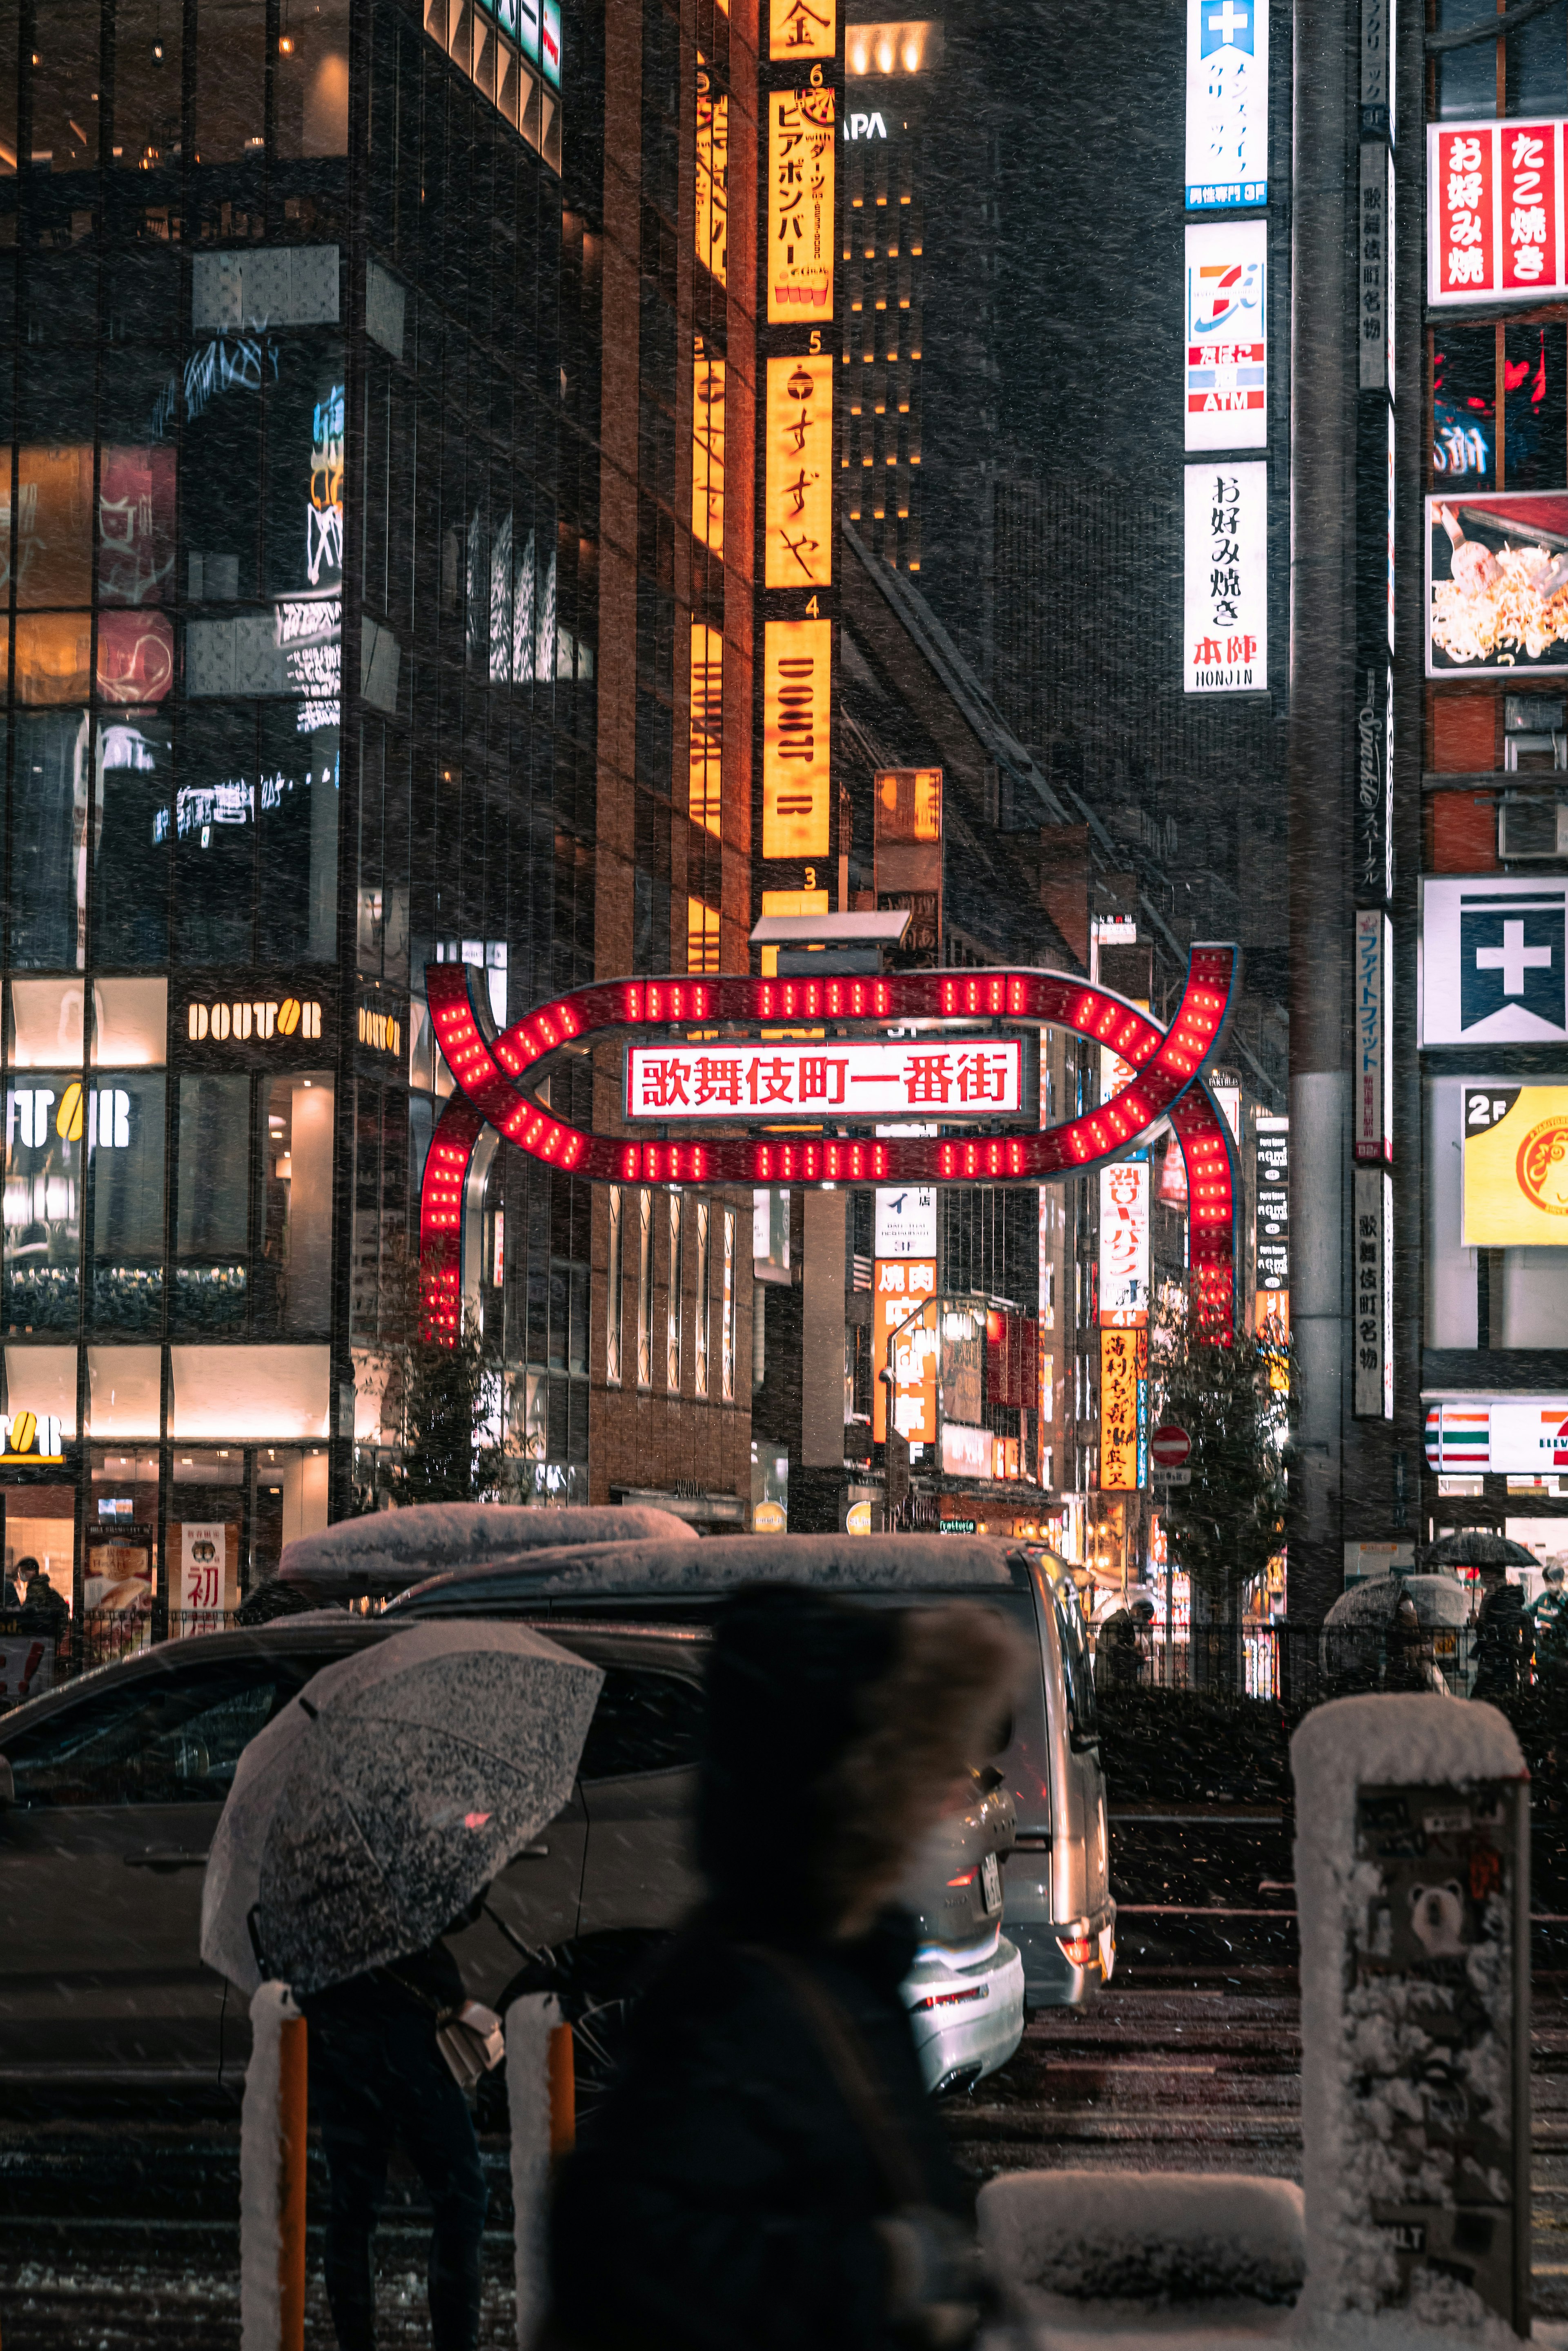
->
[911,1983,990,2012]
[1057,1933,1098,1967]
[946,1870,976,1888]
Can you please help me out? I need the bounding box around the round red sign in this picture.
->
[1151,1424,1192,1471]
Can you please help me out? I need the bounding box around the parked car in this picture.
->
[386,1531,1115,2012]
[237,1501,696,1622]
[0,1597,1026,2102]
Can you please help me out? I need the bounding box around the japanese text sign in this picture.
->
[1352,1165,1392,1420]
[1428,120,1568,306]
[875,1264,937,1443]
[696,76,728,285]
[769,88,836,321]
[1185,221,1267,451]
[771,0,836,58]
[1354,909,1392,1163]
[1100,1326,1148,1491]
[693,348,725,554]
[1184,461,1267,692]
[1098,1155,1151,1325]
[1255,1112,1289,1307]
[177,1522,237,1634]
[1185,0,1268,209]
[766,354,833,587]
[1463,1085,1568,1246]
[626,1038,1024,1121]
[763,618,833,857]
[690,622,723,837]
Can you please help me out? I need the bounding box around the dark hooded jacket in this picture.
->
[546,1584,1018,2351]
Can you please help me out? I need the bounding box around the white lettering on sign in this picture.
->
[0,1411,65,1462]
[843,111,888,140]
[187,997,323,1043]
[626,1039,1025,1121]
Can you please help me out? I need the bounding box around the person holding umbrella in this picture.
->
[547,1584,1023,2351]
[201,1620,605,2351]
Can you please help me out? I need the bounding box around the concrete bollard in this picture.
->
[1293,1693,1530,2339]
[240,1981,308,2351]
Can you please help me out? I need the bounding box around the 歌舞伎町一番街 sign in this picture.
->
[625,1039,1025,1121]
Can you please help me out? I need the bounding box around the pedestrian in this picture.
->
[1384,1589,1446,1694]
[18,1560,68,1640]
[546,1583,1023,2351]
[1094,1595,1156,1691]
[1532,1564,1568,1697]
[1471,1562,1528,1701]
[298,1895,492,2351]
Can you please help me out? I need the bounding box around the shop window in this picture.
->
[10,978,85,1067]
[174,1072,249,1333]
[193,0,266,165]
[181,335,268,604]
[28,2,101,173]
[94,720,172,969]
[170,1346,330,1442]
[274,0,351,158]
[258,706,339,965]
[173,704,256,967]
[14,615,92,707]
[1506,9,1568,113]
[98,446,177,608]
[14,448,93,607]
[257,1075,334,1337]
[1432,327,1495,491]
[87,1351,162,1439]
[1437,2,1499,118]
[1503,323,1568,493]
[5,1489,76,1616]
[111,0,184,174]
[3,1072,83,1333]
[92,979,168,1068]
[90,1073,166,1332]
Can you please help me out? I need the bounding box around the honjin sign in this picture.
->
[1184,462,1267,692]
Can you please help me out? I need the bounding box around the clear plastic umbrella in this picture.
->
[201,1621,603,1998]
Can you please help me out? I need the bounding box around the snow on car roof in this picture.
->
[275,1504,696,1589]
[389,1532,1040,1608]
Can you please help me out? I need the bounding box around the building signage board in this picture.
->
[771,0,837,59]
[1183,461,1267,692]
[873,1260,935,1442]
[1356,661,1393,903]
[1354,909,1392,1162]
[1425,1397,1568,1474]
[1099,1326,1148,1492]
[1463,1085,1568,1243]
[176,1521,238,1635]
[1353,1165,1393,1420]
[1425,492,1568,679]
[1185,0,1268,210]
[1421,876,1568,1044]
[874,1184,938,1257]
[940,1422,991,1479]
[1358,143,1387,391]
[1361,0,1390,136]
[1255,1112,1289,1330]
[627,1038,1023,1121]
[765,354,833,588]
[762,617,833,858]
[1185,221,1267,450]
[1427,119,1568,307]
[1098,1156,1151,1326]
[768,88,836,323]
[886,1286,938,1446]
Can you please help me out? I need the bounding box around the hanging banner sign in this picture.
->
[1352,1165,1393,1420]
[627,1037,1025,1121]
[1428,119,1568,306]
[765,354,834,587]
[1354,909,1392,1162]
[762,617,833,857]
[1185,0,1268,209]
[1100,1326,1148,1491]
[1098,1155,1151,1326]
[1185,221,1267,450]
[769,88,836,322]
[1184,461,1267,692]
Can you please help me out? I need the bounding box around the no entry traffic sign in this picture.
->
[1151,1424,1192,1472]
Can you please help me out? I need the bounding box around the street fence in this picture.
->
[1090,1619,1559,1708]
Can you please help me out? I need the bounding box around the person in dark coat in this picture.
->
[17,1560,69,1640]
[1471,1563,1528,1700]
[299,1907,490,2351]
[547,1584,1022,2351]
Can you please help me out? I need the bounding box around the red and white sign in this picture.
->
[626,1039,1024,1121]
[1184,221,1267,453]
[1151,1423,1192,1471]
[1098,1156,1151,1326]
[1428,119,1568,305]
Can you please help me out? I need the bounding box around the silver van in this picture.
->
[388,1532,1116,2010]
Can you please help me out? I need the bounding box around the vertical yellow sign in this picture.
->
[695,79,728,285]
[1099,1326,1142,1492]
[765,354,834,587]
[689,621,723,837]
[692,348,725,555]
[770,0,836,58]
[763,618,832,858]
[768,88,836,322]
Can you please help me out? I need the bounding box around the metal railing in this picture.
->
[1090,1620,1558,1709]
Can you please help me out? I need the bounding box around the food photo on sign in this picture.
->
[1426,491,1568,675]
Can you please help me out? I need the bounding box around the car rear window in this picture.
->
[1052,1590,1099,1749]
[578,1664,706,1781]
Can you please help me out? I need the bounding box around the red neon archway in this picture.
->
[419,945,1242,1342]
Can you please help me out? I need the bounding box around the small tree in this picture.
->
[1153,1293,1290,1627]
[354,1237,517,1510]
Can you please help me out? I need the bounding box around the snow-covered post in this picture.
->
[240,1981,309,2351]
[508,1991,573,2349]
[1292,1694,1530,2337]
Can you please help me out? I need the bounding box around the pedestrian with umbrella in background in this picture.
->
[1424,1531,1538,1700]
[1533,1563,1568,1700]
[202,1621,603,2351]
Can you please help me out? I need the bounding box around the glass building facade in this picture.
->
[0,0,601,1626]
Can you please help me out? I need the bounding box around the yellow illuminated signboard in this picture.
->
[768,88,836,323]
[762,618,832,858]
[765,354,833,588]
[1464,1086,1568,1244]
[693,348,725,555]
[0,1411,65,1465]
[695,78,728,285]
[187,995,323,1042]
[771,0,836,57]
[689,622,723,837]
[1099,1326,1145,1492]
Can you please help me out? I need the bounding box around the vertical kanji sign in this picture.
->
[1428,119,1568,305]
[768,87,836,321]
[1184,460,1267,692]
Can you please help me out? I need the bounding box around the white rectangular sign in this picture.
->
[1184,462,1267,693]
[1352,1165,1393,1421]
[1422,876,1568,1044]
[1185,221,1267,450]
[1185,0,1268,210]
[1354,909,1392,1161]
[1428,119,1568,307]
[875,1185,938,1257]
[941,1422,992,1479]
[627,1039,1025,1121]
[1098,1157,1151,1326]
